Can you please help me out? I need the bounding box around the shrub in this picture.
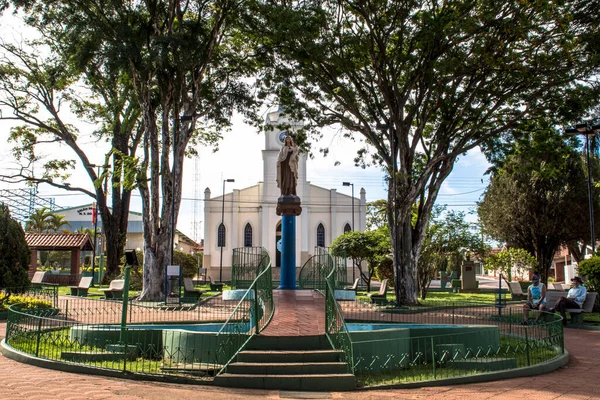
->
[0,204,30,288]
[577,256,600,293]
[0,295,52,312]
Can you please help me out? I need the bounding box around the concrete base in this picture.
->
[334,290,356,301]
[222,289,255,301]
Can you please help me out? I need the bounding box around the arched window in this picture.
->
[344,223,352,233]
[244,223,253,247]
[317,223,325,247]
[217,223,226,247]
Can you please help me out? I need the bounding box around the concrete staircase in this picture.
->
[213,335,356,391]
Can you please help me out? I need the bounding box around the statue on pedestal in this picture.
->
[276,136,299,196]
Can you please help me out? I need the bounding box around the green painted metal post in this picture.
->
[120,266,131,370]
[64,299,68,321]
[35,317,42,357]
[524,325,530,366]
[431,337,436,379]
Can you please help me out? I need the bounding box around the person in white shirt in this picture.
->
[550,276,587,325]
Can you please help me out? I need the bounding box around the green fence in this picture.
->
[231,247,269,289]
[1,286,59,310]
[5,253,274,382]
[216,256,274,374]
[326,298,565,387]
[299,247,348,290]
[324,268,354,373]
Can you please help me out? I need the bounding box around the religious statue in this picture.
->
[276,135,299,196]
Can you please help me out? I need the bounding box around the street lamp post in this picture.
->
[342,182,354,231]
[343,181,355,282]
[566,123,600,256]
[220,178,235,282]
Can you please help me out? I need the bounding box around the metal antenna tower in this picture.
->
[0,187,58,224]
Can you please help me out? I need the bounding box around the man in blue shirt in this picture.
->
[550,276,587,325]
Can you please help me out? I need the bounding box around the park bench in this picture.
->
[68,276,93,297]
[508,282,527,301]
[343,278,360,292]
[183,277,205,301]
[368,279,388,305]
[209,276,224,292]
[565,292,597,324]
[99,279,125,300]
[550,282,571,291]
[543,291,596,324]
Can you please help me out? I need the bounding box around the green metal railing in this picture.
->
[329,297,565,386]
[324,268,354,373]
[216,255,274,375]
[298,247,347,290]
[5,253,274,382]
[1,285,58,309]
[231,247,269,289]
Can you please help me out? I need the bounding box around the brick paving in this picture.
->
[1,290,599,399]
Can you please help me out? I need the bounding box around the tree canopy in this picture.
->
[3,0,260,299]
[250,0,600,304]
[0,203,30,288]
[478,123,593,283]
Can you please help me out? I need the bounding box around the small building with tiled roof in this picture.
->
[25,233,93,284]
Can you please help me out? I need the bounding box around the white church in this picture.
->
[202,109,366,280]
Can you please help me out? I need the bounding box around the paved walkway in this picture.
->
[1,290,599,399]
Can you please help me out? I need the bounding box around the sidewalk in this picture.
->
[1,301,599,399]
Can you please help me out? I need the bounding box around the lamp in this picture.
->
[220,178,235,282]
[342,182,355,232]
[565,123,600,255]
[343,181,355,282]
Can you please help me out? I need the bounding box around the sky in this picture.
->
[0,10,491,242]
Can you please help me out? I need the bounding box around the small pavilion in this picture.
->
[25,233,94,285]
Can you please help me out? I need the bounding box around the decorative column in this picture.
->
[276,195,302,289]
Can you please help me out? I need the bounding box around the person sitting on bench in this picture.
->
[550,276,587,325]
[522,274,547,324]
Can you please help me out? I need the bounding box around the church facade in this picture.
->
[203,109,366,281]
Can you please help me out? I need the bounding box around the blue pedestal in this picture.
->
[279,215,297,289]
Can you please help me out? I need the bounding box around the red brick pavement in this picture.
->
[260,290,325,336]
[1,290,599,399]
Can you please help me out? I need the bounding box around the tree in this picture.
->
[330,230,390,291]
[366,200,388,231]
[418,207,487,300]
[47,214,71,233]
[577,257,600,294]
[5,1,258,300]
[484,248,538,284]
[251,0,600,304]
[478,125,592,283]
[0,203,30,288]
[0,34,142,281]
[25,207,53,233]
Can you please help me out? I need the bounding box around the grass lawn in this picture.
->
[56,283,228,299]
[356,290,507,305]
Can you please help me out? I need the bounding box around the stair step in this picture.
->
[248,334,331,350]
[227,361,348,375]
[214,373,356,391]
[237,350,342,363]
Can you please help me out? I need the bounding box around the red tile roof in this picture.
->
[25,233,94,251]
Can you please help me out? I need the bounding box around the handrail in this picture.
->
[215,251,273,375]
[231,246,269,289]
[298,247,347,291]
[324,264,354,373]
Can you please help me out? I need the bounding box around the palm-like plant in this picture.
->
[25,207,53,233]
[47,214,72,233]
